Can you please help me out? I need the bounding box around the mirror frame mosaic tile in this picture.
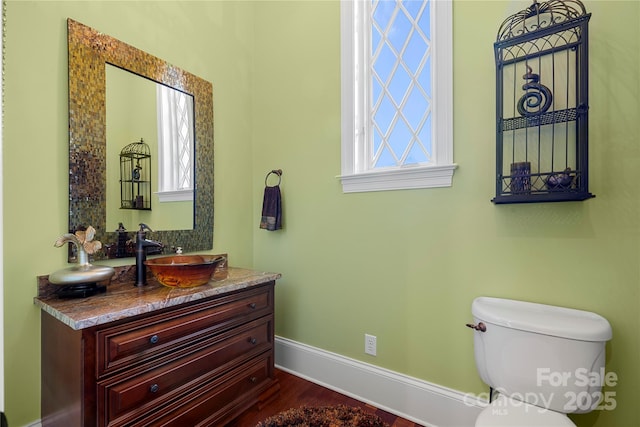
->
[67,19,214,261]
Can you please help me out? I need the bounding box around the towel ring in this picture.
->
[265,169,283,187]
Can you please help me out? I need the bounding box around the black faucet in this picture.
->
[135,223,164,286]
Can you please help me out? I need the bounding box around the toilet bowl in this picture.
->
[476,394,575,426]
[468,297,612,427]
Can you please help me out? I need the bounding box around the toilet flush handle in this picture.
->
[466,322,486,332]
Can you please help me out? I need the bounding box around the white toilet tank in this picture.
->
[471,297,612,414]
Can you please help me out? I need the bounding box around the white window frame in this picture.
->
[339,0,456,193]
[156,84,195,202]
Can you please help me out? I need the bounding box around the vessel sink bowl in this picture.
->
[145,255,226,288]
[49,264,115,286]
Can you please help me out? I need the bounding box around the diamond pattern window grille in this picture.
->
[157,85,194,194]
[370,0,432,169]
[175,92,192,190]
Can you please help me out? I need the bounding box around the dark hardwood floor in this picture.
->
[228,369,422,426]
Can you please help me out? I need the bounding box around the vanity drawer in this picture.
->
[98,318,272,426]
[133,354,274,427]
[96,285,273,377]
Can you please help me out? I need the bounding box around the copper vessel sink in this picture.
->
[145,255,226,288]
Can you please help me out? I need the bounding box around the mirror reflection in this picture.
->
[67,19,214,261]
[106,64,195,232]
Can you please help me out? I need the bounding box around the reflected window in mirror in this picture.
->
[157,85,195,202]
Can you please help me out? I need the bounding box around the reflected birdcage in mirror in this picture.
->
[120,138,152,210]
[491,0,594,204]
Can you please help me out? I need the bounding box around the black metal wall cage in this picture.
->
[492,0,594,204]
[120,138,152,210]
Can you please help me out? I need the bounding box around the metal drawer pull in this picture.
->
[250,376,258,383]
[249,337,257,345]
[149,335,159,344]
[149,384,159,393]
[249,302,257,309]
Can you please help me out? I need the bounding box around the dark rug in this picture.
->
[255,404,390,427]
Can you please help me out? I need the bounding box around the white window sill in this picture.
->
[338,164,458,193]
[156,189,194,202]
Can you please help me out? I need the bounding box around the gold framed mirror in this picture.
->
[67,19,213,261]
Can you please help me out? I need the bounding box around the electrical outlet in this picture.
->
[365,334,377,356]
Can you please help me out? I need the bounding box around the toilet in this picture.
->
[468,297,612,427]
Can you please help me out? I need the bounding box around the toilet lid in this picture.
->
[476,395,576,427]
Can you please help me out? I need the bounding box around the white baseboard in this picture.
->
[275,336,485,427]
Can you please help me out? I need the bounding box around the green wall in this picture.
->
[4,1,639,426]
[250,1,639,427]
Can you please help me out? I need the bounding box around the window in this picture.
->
[340,0,456,193]
[156,84,195,202]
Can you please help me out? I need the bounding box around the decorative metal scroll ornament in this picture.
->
[517,65,553,117]
[496,0,587,42]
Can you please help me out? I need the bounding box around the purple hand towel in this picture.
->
[260,185,282,231]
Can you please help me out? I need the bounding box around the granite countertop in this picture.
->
[34,267,281,330]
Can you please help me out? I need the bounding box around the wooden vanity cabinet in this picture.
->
[41,281,278,427]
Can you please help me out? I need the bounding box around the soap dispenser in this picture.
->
[115,222,128,258]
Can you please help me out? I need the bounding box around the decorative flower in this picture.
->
[54,226,103,255]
